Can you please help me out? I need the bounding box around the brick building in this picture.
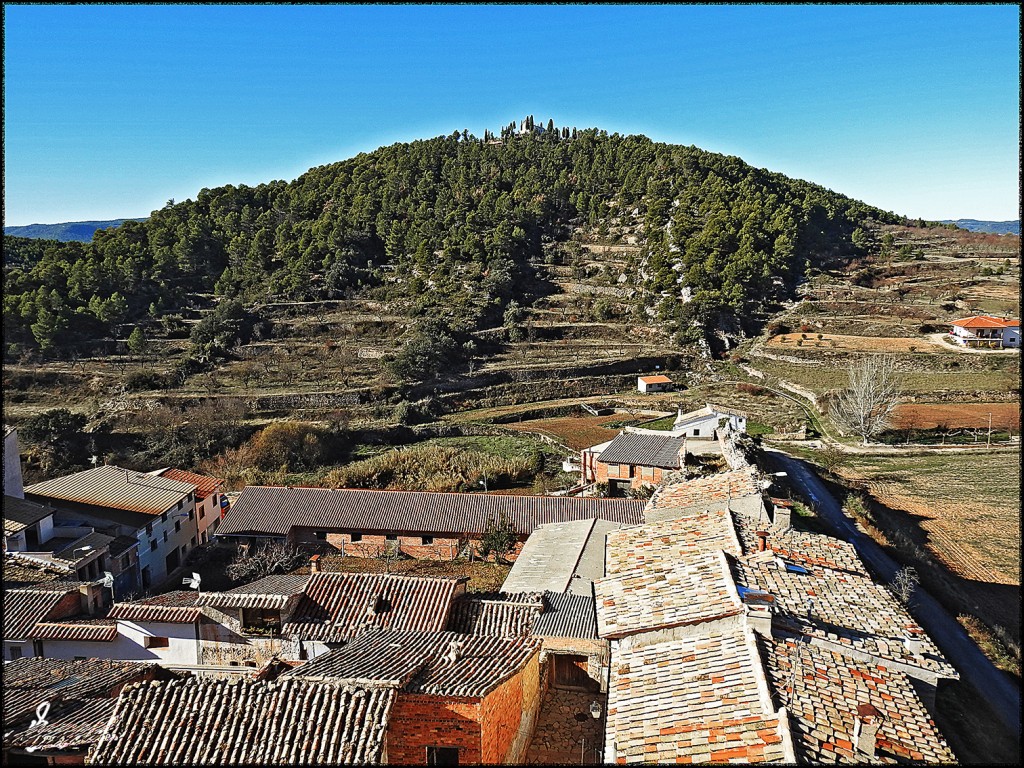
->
[580,430,687,493]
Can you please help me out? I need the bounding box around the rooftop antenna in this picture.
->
[182,572,202,595]
[102,571,117,605]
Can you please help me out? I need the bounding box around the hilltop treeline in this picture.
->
[3,122,898,374]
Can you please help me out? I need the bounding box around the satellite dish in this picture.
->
[182,572,202,592]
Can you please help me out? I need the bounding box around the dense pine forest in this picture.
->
[4,121,901,380]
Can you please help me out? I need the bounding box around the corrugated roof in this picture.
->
[533,591,599,639]
[52,531,115,564]
[216,486,645,538]
[108,590,201,624]
[3,494,55,534]
[90,677,394,765]
[762,635,956,764]
[445,592,542,636]
[3,587,79,639]
[283,572,463,643]
[501,518,617,595]
[597,431,686,468]
[25,464,195,517]
[288,629,539,698]
[155,468,223,500]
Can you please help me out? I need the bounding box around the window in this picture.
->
[693,428,700,436]
[144,636,169,649]
[161,512,168,523]
[385,534,398,541]
[188,509,194,520]
[350,533,362,543]
[163,531,169,543]
[314,531,327,541]
[175,520,182,533]
[121,554,131,570]
[177,500,184,510]
[146,523,153,537]
[9,646,22,660]
[199,506,206,520]
[421,536,434,545]
[426,747,459,766]
[641,466,655,481]
[605,463,620,477]
[150,540,158,552]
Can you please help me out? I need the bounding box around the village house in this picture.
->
[636,374,672,393]
[580,429,687,493]
[3,580,108,661]
[673,402,748,437]
[24,465,202,591]
[285,628,542,765]
[2,657,179,765]
[89,676,394,765]
[214,486,644,562]
[151,467,226,544]
[948,315,1021,348]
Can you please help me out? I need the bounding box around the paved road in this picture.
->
[765,449,1022,736]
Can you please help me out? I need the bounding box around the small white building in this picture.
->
[638,375,673,394]
[949,316,1020,348]
[673,403,747,438]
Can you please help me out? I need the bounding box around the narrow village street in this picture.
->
[766,449,1022,736]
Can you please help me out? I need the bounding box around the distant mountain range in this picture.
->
[940,219,1020,236]
[3,218,147,242]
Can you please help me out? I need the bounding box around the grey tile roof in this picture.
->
[283,572,464,643]
[287,629,539,698]
[445,592,542,636]
[533,591,599,640]
[762,635,956,763]
[90,677,394,765]
[52,531,115,564]
[25,464,194,518]
[596,431,686,468]
[3,494,55,534]
[197,574,310,610]
[217,485,645,538]
[605,627,788,764]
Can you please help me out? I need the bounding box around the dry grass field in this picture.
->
[503,413,624,450]
[766,333,945,353]
[891,402,1020,431]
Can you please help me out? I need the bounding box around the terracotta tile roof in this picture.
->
[25,464,194,519]
[288,629,539,698]
[533,591,599,640]
[154,468,223,500]
[638,375,672,384]
[2,553,73,589]
[196,574,310,610]
[605,506,743,576]
[90,677,394,765]
[762,635,956,763]
[732,552,957,678]
[4,697,118,751]
[3,587,79,639]
[283,572,464,643]
[645,468,763,513]
[732,516,869,575]
[597,431,686,469]
[3,494,55,534]
[950,315,1019,328]
[30,617,118,642]
[445,592,542,636]
[605,628,788,764]
[108,590,201,624]
[3,657,165,729]
[217,485,645,538]
[596,551,742,639]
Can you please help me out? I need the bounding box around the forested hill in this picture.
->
[4,122,901,377]
[4,218,148,242]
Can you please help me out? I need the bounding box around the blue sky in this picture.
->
[3,4,1020,225]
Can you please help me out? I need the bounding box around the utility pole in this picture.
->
[987,412,992,447]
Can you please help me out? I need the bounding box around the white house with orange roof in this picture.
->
[637,374,673,393]
[949,315,1020,348]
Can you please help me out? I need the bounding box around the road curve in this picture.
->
[765,449,1022,736]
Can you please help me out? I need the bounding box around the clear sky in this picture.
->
[3,4,1020,226]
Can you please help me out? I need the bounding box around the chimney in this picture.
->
[772,502,792,530]
[740,589,775,636]
[853,703,883,758]
[755,530,769,552]
[309,554,320,574]
[903,626,925,657]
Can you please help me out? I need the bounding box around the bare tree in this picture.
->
[829,355,901,445]
[226,541,307,583]
[889,566,919,606]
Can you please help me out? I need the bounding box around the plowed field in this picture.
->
[503,414,625,450]
[892,402,1020,430]
[767,333,943,352]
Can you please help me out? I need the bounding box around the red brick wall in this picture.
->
[480,650,542,763]
[387,694,482,765]
[591,461,665,490]
[290,529,525,562]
